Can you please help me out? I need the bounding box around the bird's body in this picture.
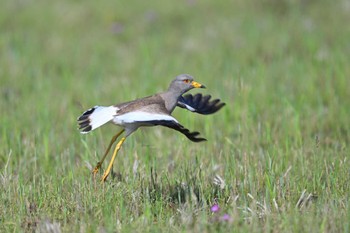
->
[79,94,177,136]
[78,74,225,181]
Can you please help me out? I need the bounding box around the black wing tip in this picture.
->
[77,106,97,133]
[186,130,207,142]
[179,93,225,115]
[191,137,207,143]
[77,119,92,133]
[77,114,89,121]
[78,121,89,129]
[81,125,92,133]
[141,120,207,143]
[77,106,97,121]
[206,101,226,114]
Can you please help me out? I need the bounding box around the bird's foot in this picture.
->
[101,171,109,182]
[92,162,102,176]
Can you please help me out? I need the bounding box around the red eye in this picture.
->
[183,79,190,83]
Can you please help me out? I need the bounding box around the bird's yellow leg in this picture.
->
[101,137,126,182]
[92,129,125,176]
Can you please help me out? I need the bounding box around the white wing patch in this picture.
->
[88,106,118,131]
[113,111,178,125]
[183,104,196,112]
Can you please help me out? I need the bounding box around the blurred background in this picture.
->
[1,0,349,231]
[2,0,349,163]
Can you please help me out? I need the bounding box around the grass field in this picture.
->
[1,0,350,232]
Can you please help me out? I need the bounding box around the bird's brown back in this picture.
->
[114,94,170,116]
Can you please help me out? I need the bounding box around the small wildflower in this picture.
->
[220,214,233,222]
[210,204,220,213]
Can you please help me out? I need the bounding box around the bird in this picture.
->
[77,74,225,182]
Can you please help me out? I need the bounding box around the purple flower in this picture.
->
[210,204,220,213]
[220,214,233,222]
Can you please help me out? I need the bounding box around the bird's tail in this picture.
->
[77,106,117,134]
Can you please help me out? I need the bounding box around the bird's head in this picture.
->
[168,74,206,94]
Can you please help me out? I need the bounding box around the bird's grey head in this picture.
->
[168,74,206,94]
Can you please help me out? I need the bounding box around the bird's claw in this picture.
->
[92,162,102,176]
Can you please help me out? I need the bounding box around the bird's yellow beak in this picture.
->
[191,81,206,88]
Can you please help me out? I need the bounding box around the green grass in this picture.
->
[1,0,350,232]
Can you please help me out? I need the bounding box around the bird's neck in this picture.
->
[161,90,183,113]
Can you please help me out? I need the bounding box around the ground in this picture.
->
[1,0,349,232]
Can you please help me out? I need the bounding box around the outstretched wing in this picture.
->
[139,120,207,142]
[177,93,225,115]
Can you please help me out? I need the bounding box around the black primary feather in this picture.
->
[177,93,225,115]
[139,120,207,142]
[77,106,97,133]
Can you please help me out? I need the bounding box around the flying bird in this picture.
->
[77,74,225,182]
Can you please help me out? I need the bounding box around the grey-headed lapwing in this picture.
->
[77,74,225,182]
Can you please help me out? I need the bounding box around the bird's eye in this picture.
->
[183,79,190,83]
